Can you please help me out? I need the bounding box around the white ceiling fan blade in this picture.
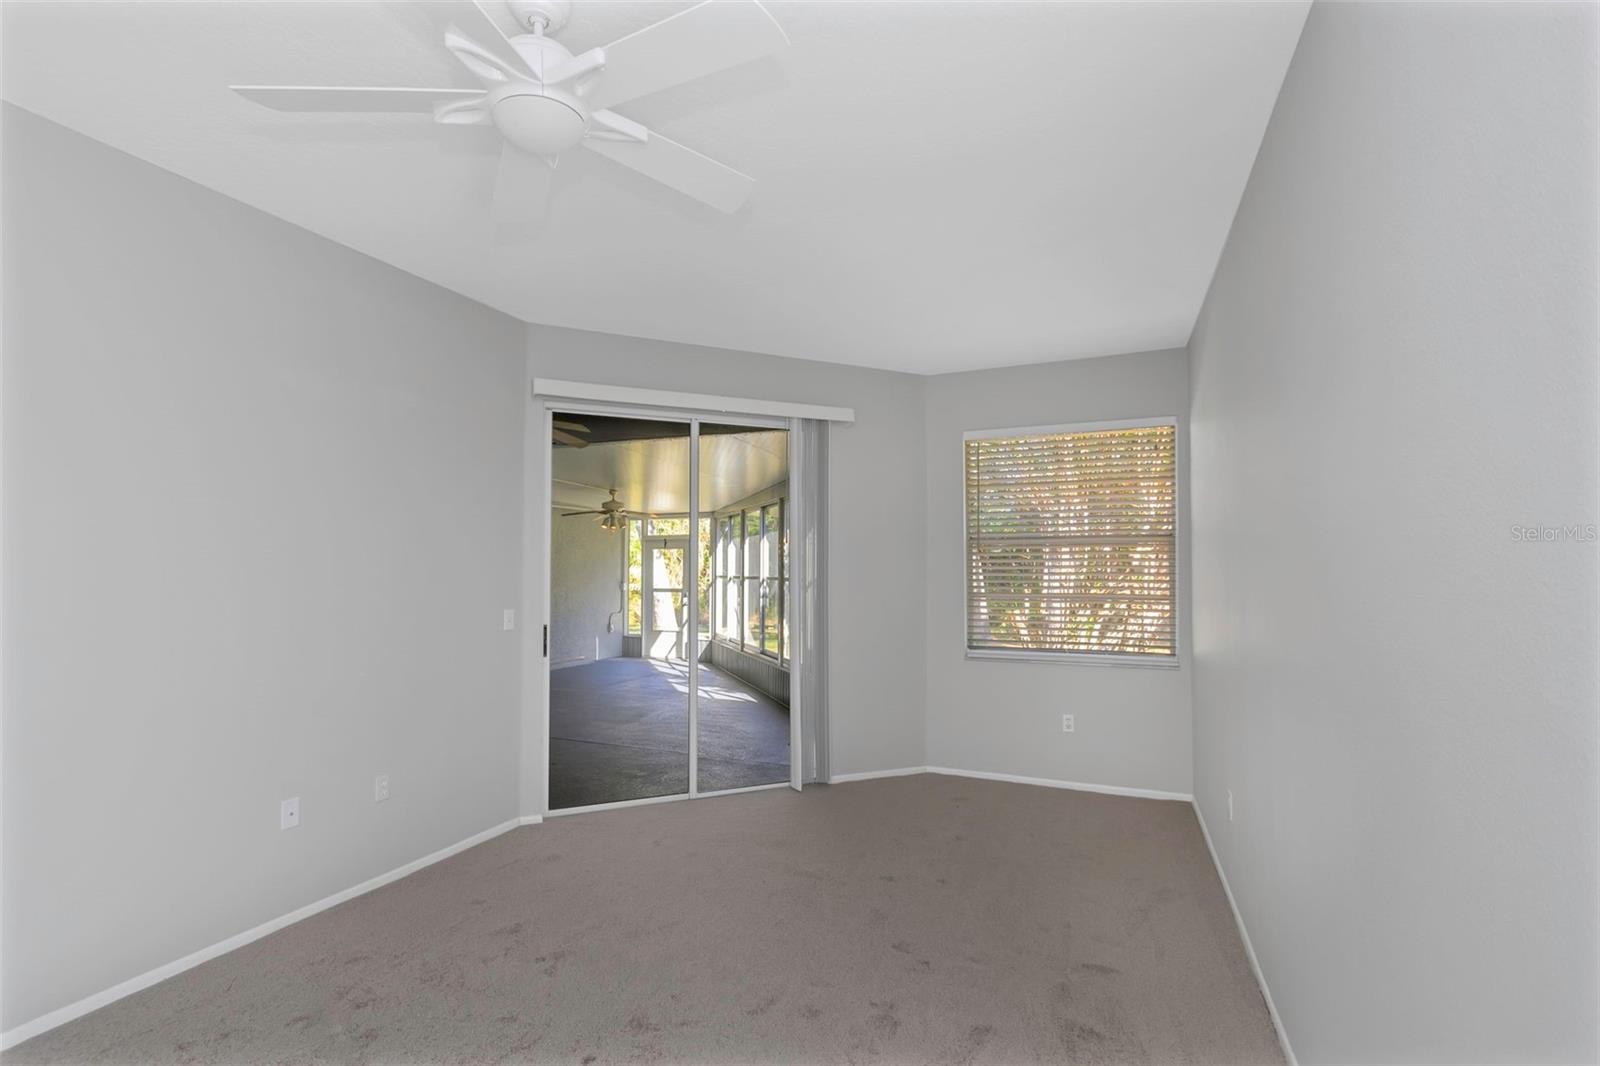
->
[434,96,492,126]
[583,0,789,112]
[589,109,647,143]
[231,86,482,113]
[493,143,556,227]
[582,121,753,213]
[445,25,529,85]
[468,0,531,57]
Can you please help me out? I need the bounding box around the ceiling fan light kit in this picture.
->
[231,0,788,225]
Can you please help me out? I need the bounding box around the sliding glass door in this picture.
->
[547,410,792,813]
[547,413,689,811]
[696,423,791,795]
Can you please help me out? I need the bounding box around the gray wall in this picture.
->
[924,350,1193,795]
[522,325,928,812]
[549,507,625,668]
[1187,4,1598,1062]
[2,108,527,1031]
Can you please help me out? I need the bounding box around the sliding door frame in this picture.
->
[538,397,800,818]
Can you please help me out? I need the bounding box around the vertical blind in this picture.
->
[965,423,1176,658]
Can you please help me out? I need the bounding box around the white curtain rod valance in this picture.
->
[532,378,855,424]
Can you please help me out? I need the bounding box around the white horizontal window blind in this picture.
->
[965,422,1177,659]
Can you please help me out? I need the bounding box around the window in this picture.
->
[779,501,789,660]
[624,517,642,635]
[696,516,712,637]
[965,421,1177,662]
[715,515,740,642]
[760,502,781,656]
[743,510,762,651]
[710,498,790,663]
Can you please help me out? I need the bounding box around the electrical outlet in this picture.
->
[280,797,300,830]
[375,773,390,802]
[1227,789,1234,822]
[1061,714,1075,733]
[502,609,516,632]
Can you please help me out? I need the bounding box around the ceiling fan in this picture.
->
[552,417,591,448]
[563,488,629,533]
[231,0,788,226]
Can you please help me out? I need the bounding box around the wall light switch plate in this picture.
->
[280,797,300,830]
[1061,714,1075,733]
[502,609,516,632]
[375,773,390,802]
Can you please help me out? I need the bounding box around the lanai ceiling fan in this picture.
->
[552,418,591,448]
[563,488,629,533]
[231,0,788,225]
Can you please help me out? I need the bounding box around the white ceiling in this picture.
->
[1,0,1308,375]
[553,426,787,515]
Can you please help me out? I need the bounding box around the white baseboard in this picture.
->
[518,815,544,826]
[826,765,1191,802]
[827,766,929,783]
[925,765,1193,802]
[0,816,531,1051]
[1193,800,1297,1066]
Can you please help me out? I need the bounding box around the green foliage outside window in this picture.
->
[625,518,642,634]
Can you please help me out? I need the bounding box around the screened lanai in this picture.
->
[547,413,792,811]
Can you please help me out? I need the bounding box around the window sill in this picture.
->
[965,649,1181,670]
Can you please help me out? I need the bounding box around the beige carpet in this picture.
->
[6,774,1282,1065]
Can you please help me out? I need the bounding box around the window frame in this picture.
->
[709,488,790,667]
[622,516,642,637]
[758,501,780,659]
[962,416,1181,669]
